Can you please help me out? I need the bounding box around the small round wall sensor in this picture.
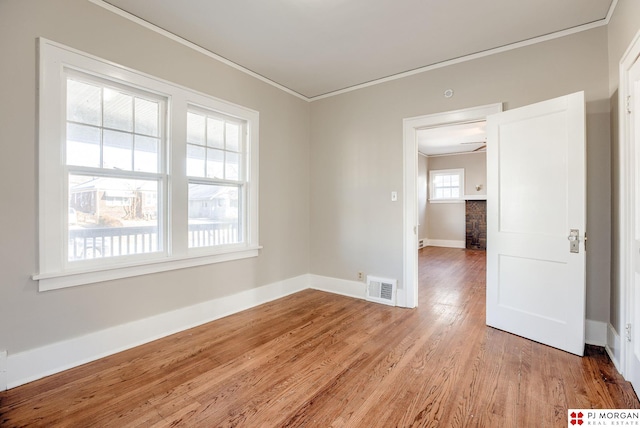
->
[444,89,454,98]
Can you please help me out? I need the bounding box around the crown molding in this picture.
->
[90,0,617,103]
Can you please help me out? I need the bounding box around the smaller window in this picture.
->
[186,107,247,250]
[429,169,465,202]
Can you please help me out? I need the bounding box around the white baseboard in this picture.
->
[427,239,466,249]
[0,350,7,391]
[6,275,309,389]
[584,320,623,377]
[309,274,366,300]
[585,319,608,347]
[4,275,618,391]
[607,323,623,374]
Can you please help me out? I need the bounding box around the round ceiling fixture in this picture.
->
[444,89,454,98]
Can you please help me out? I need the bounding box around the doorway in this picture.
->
[418,122,488,251]
[401,103,502,308]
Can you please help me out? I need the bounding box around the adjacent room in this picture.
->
[2,0,640,425]
[417,121,488,251]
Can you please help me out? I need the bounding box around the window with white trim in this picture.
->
[429,169,465,202]
[186,108,246,248]
[65,72,166,261]
[36,39,260,291]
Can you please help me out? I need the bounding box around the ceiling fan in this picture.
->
[460,141,487,151]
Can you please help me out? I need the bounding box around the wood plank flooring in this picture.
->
[1,247,638,427]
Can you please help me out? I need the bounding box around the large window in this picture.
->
[36,39,260,291]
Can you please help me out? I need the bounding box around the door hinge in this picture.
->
[626,323,632,342]
[628,95,632,114]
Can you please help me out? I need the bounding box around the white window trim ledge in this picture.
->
[33,246,262,291]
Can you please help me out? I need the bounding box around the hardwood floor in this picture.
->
[1,247,638,427]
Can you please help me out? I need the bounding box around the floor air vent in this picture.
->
[366,276,397,306]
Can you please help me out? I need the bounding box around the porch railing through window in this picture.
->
[68,222,239,260]
[188,222,240,248]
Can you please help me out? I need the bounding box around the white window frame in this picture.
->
[186,106,248,251]
[34,38,260,291]
[429,168,465,203]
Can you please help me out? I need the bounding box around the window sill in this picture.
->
[33,245,262,292]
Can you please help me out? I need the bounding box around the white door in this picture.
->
[486,91,586,356]
[627,56,640,392]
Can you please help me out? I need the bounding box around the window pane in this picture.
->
[67,79,101,126]
[188,183,240,248]
[67,123,101,167]
[226,151,240,181]
[443,188,451,199]
[187,144,205,177]
[226,122,240,152]
[134,135,159,173]
[207,118,224,149]
[103,88,133,132]
[451,188,460,198]
[103,130,133,170]
[451,175,460,186]
[206,148,224,179]
[68,175,160,261]
[187,112,205,145]
[135,98,159,137]
[434,175,443,185]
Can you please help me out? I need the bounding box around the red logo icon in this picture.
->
[570,411,584,425]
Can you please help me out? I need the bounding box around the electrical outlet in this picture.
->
[357,272,364,281]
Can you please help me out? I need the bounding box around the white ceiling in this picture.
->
[101,0,615,100]
[418,121,486,156]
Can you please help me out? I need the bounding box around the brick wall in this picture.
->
[465,200,486,250]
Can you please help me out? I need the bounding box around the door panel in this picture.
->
[486,91,586,356]
[498,112,568,236]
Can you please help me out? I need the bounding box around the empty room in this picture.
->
[2,0,640,426]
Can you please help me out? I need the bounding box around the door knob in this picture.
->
[568,229,579,253]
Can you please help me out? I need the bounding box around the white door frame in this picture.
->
[620,30,640,378]
[401,103,502,308]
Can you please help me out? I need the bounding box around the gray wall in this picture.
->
[0,0,311,354]
[418,154,428,243]
[310,27,611,322]
[427,152,486,242]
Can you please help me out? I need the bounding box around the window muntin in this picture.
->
[66,76,162,173]
[186,110,244,181]
[430,169,465,202]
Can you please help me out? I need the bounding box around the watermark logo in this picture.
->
[569,411,584,425]
[568,409,640,427]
